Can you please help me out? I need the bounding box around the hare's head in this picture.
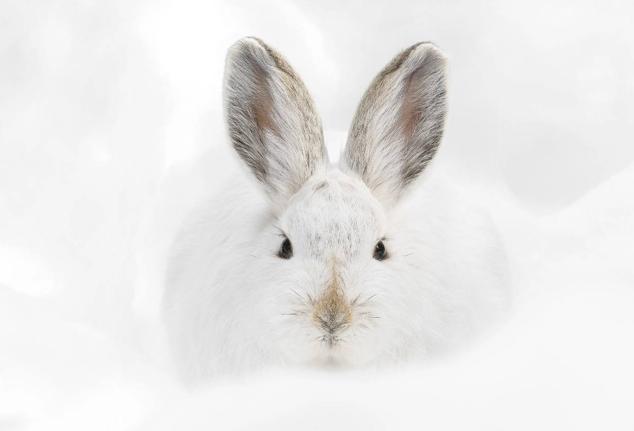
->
[224,37,447,366]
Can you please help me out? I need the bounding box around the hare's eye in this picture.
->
[373,240,388,261]
[277,238,293,259]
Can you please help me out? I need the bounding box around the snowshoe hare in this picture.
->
[163,37,509,380]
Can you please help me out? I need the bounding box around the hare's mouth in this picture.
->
[318,333,341,348]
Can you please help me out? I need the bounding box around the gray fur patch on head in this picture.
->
[223,37,328,209]
[284,173,383,261]
[342,42,448,207]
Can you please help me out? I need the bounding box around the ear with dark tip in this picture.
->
[223,37,328,209]
[342,42,448,207]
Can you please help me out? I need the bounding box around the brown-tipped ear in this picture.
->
[224,37,328,209]
[342,42,448,207]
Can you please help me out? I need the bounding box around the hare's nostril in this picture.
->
[312,266,352,336]
[314,307,351,335]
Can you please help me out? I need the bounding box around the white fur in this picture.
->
[162,38,509,382]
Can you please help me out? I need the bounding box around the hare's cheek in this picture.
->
[274,328,319,364]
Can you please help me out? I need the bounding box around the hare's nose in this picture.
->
[312,285,351,335]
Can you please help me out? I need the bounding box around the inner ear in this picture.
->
[223,37,328,210]
[342,42,448,207]
[401,67,425,141]
[400,63,440,186]
[250,61,279,136]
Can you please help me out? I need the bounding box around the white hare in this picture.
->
[163,37,509,381]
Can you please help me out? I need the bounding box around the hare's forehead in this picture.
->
[283,175,383,247]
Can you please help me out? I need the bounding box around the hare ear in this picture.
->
[342,42,447,207]
[224,37,328,208]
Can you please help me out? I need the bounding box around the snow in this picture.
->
[1,0,633,429]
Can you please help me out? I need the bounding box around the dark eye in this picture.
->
[277,237,293,259]
[373,240,388,261]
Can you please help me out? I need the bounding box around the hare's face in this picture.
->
[271,171,389,365]
[222,37,447,367]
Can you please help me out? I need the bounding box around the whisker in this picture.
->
[306,293,315,305]
[359,311,381,320]
[289,289,306,302]
[355,294,377,307]
[350,293,362,306]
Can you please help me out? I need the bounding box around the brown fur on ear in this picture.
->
[343,42,448,207]
[224,37,328,209]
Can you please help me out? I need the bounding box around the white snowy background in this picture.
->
[1,0,633,430]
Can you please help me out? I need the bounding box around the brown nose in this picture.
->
[312,281,351,334]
